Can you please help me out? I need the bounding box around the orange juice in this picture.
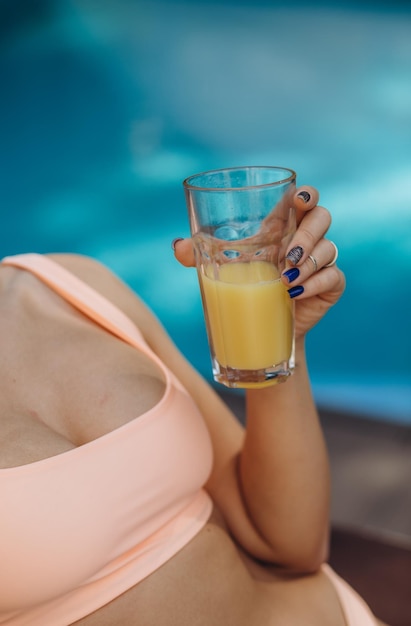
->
[200,261,293,371]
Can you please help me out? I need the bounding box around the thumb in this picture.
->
[172,238,196,267]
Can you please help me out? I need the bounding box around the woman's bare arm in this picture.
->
[49,195,344,572]
[172,186,346,570]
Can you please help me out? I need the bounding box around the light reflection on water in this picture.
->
[0,0,410,422]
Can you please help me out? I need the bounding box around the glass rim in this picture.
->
[183,165,296,192]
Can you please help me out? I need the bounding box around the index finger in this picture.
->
[293,186,320,224]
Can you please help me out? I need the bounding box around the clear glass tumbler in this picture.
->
[183,166,297,389]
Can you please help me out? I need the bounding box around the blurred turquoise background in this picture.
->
[1,0,410,423]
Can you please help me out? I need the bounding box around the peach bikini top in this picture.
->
[0,254,213,626]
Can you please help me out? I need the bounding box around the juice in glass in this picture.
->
[200,261,293,385]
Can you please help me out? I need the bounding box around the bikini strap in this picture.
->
[1,253,192,393]
[1,253,156,357]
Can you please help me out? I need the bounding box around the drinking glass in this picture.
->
[183,166,297,388]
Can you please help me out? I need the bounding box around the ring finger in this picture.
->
[285,205,331,267]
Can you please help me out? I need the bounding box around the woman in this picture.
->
[0,186,387,625]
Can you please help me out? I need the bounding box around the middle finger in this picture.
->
[285,205,331,266]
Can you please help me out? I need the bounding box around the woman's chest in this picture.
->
[0,383,213,620]
[0,318,166,466]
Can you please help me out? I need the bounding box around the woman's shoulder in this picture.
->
[45,252,111,280]
[45,253,131,295]
[44,252,160,340]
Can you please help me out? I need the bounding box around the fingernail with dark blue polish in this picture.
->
[286,246,304,265]
[288,285,304,299]
[282,267,300,283]
[297,190,311,203]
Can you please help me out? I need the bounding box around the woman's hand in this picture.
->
[280,186,346,339]
[173,185,345,341]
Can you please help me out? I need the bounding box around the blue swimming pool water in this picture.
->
[0,0,410,423]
